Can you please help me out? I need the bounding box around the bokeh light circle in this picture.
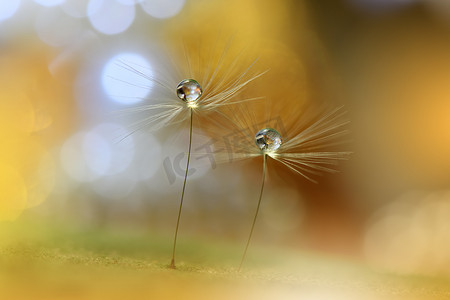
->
[87,123,135,176]
[116,0,137,5]
[364,191,450,275]
[87,0,135,35]
[101,52,153,105]
[0,0,21,22]
[35,8,82,47]
[61,0,90,18]
[60,124,136,183]
[140,0,185,19]
[60,131,99,182]
[34,0,65,7]
[83,131,112,177]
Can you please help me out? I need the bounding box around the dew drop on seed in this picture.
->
[255,128,282,152]
[176,79,202,104]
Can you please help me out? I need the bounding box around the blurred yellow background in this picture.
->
[2,1,450,296]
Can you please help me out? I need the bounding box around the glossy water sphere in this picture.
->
[176,79,202,104]
[255,128,282,152]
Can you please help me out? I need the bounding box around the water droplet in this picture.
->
[176,79,202,104]
[255,128,282,152]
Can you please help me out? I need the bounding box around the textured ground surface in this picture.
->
[1,219,449,300]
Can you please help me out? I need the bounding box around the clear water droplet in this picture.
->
[255,128,282,152]
[176,79,202,104]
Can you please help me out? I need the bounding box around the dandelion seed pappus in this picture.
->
[203,102,351,270]
[111,37,267,269]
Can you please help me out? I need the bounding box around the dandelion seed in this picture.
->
[206,104,351,270]
[112,40,266,269]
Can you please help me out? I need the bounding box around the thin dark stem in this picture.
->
[170,108,193,269]
[239,154,267,271]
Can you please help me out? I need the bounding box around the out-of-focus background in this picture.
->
[2,0,450,298]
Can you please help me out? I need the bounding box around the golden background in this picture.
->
[2,0,450,299]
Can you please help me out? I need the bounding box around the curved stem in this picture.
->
[239,154,267,271]
[170,108,193,269]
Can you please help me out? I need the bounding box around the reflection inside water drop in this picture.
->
[255,128,282,152]
[176,79,202,105]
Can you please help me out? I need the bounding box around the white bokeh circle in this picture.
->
[101,52,153,105]
[60,124,135,182]
[34,0,65,7]
[140,0,185,19]
[0,0,21,22]
[35,8,82,47]
[87,0,135,35]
